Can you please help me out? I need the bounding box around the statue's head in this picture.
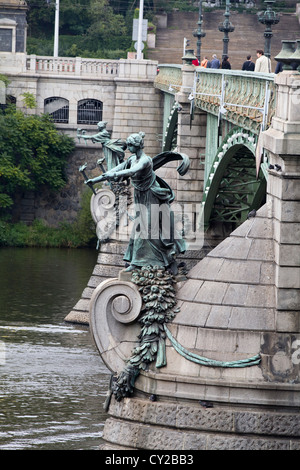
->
[126,132,145,149]
[97,121,107,129]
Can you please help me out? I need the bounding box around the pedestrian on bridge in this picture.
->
[254,50,271,73]
[221,55,231,70]
[210,54,220,69]
[242,55,255,71]
[200,56,208,68]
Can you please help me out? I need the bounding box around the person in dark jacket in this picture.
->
[275,61,283,74]
[221,55,231,69]
[242,55,255,71]
[210,54,220,69]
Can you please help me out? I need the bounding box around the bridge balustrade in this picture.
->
[155,65,276,134]
[26,55,120,77]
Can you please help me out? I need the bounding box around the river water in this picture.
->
[0,247,110,450]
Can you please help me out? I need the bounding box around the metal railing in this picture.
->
[155,65,276,134]
[154,64,182,93]
[44,96,69,123]
[77,99,103,125]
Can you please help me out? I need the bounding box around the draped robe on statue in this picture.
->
[119,154,186,268]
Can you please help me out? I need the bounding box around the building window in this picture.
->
[44,97,69,123]
[0,28,13,52]
[0,19,17,52]
[77,99,103,125]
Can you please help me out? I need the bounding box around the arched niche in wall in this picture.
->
[44,97,69,123]
[77,99,103,125]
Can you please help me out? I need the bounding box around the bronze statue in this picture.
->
[85,131,190,274]
[77,121,127,170]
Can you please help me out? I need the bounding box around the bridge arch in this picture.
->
[202,127,267,229]
[163,102,178,151]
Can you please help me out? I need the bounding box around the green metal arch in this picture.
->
[163,104,178,151]
[203,127,267,229]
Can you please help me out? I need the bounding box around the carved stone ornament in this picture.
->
[89,277,142,374]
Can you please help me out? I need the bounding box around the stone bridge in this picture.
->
[91,68,300,451]
[2,47,300,454]
[29,57,276,324]
[2,0,300,452]
[2,55,163,156]
[3,54,275,236]
[154,63,275,235]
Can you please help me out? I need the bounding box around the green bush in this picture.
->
[0,188,97,248]
[0,106,75,214]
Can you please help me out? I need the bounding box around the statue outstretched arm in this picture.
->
[85,160,128,185]
[107,155,148,180]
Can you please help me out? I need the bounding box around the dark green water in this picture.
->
[0,247,110,450]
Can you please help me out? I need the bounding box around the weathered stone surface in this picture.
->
[104,397,300,450]
[83,71,300,450]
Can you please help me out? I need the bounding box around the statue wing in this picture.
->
[152,151,190,176]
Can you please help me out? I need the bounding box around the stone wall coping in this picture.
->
[138,368,300,392]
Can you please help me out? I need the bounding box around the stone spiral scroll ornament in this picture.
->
[90,278,142,328]
[109,266,181,402]
[89,266,181,403]
[89,277,143,391]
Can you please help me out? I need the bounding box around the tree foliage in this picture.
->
[26,0,133,56]
[0,106,75,211]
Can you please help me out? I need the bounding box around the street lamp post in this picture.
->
[136,0,144,60]
[53,0,59,57]
[258,0,280,59]
[218,0,235,60]
[193,0,206,64]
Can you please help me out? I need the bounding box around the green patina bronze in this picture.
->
[77,121,127,170]
[164,325,261,368]
[106,263,260,404]
[86,131,190,274]
[84,131,261,404]
[110,265,181,402]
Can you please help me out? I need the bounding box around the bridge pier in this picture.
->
[263,70,300,318]
[95,72,300,450]
[175,62,206,206]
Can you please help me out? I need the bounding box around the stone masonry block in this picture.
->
[245,285,276,308]
[274,243,300,266]
[274,220,300,244]
[222,283,248,306]
[164,344,201,377]
[276,288,300,311]
[173,301,211,327]
[194,281,228,304]
[275,266,300,289]
[176,279,204,301]
[176,325,198,349]
[229,307,275,331]
[260,262,275,285]
[248,238,274,261]
[205,305,232,328]
[276,311,299,332]
[215,259,262,284]
[208,236,252,260]
[188,256,224,280]
[177,179,201,192]
[274,199,300,223]
[195,327,238,353]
